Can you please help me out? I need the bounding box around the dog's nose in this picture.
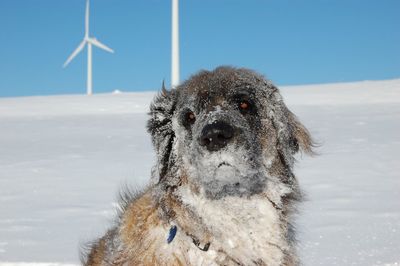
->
[199,121,234,151]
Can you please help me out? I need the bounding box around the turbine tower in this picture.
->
[171,0,180,88]
[63,0,114,95]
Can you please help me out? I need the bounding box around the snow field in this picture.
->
[0,79,399,265]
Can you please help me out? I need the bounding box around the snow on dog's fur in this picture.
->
[82,66,314,265]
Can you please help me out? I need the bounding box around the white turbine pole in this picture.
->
[87,42,93,95]
[171,0,180,88]
[86,0,92,95]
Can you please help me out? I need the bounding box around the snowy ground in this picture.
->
[0,80,399,265]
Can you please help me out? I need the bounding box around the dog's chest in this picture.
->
[176,189,288,265]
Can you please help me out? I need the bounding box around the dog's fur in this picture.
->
[82,66,313,266]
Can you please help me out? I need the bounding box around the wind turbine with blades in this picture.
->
[63,0,114,95]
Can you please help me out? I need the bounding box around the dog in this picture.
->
[82,66,313,265]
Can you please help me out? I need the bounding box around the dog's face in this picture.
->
[148,67,313,199]
[172,71,269,199]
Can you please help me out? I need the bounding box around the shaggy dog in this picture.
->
[83,66,313,266]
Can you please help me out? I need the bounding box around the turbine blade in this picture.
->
[89,38,114,53]
[85,0,89,38]
[63,40,86,68]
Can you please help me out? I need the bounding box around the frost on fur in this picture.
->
[147,83,177,182]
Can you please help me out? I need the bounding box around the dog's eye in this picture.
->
[183,111,196,127]
[239,101,250,110]
[239,100,251,112]
[186,112,196,123]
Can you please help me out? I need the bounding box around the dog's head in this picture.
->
[148,66,313,199]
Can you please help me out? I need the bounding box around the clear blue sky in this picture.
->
[0,0,399,97]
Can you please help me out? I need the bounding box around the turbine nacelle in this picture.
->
[88,37,114,53]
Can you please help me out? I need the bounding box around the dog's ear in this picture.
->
[268,87,314,166]
[286,109,314,155]
[147,82,177,182]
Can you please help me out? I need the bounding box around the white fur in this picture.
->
[173,186,289,265]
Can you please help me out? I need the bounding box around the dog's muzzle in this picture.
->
[199,121,234,152]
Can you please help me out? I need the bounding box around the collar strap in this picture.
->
[192,237,210,251]
[167,225,211,252]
